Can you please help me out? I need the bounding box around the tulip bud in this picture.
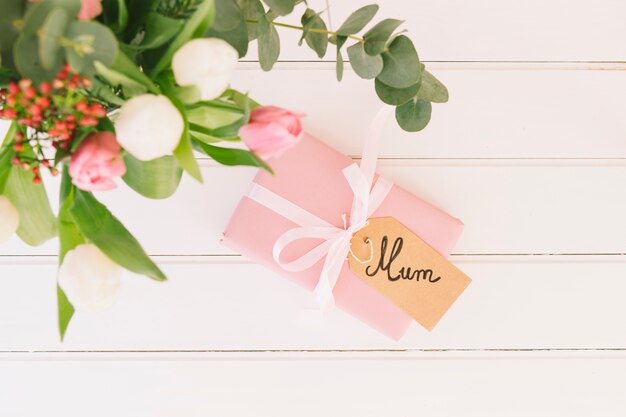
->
[58,244,122,313]
[0,196,19,244]
[115,94,184,161]
[172,38,238,101]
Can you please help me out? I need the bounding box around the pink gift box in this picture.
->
[222,134,464,339]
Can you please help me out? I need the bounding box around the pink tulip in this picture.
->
[77,0,103,21]
[28,0,103,21]
[69,132,126,191]
[239,106,305,160]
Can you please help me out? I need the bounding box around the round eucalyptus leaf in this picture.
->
[377,35,421,89]
[14,35,59,84]
[212,0,242,32]
[300,8,328,59]
[347,42,383,79]
[336,4,379,36]
[23,0,80,35]
[374,78,419,105]
[257,14,280,71]
[416,69,449,103]
[395,99,432,132]
[363,18,404,56]
[64,21,118,74]
[262,0,296,16]
[206,14,249,58]
[39,7,69,70]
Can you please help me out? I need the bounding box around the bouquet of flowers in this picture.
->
[0,0,448,338]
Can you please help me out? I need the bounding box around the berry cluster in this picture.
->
[0,64,108,183]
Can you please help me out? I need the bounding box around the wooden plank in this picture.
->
[242,0,626,62]
[1,351,625,416]
[1,256,626,351]
[2,161,625,256]
[232,64,626,159]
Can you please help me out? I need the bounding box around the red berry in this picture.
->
[89,104,107,118]
[6,95,16,106]
[19,79,32,91]
[75,101,89,113]
[13,142,23,152]
[20,162,30,170]
[41,160,50,168]
[52,79,64,90]
[17,117,32,126]
[82,78,92,88]
[3,108,17,119]
[39,82,52,95]
[36,96,50,108]
[32,176,41,184]
[11,157,20,165]
[32,166,40,175]
[8,82,19,95]
[28,104,42,116]
[54,121,67,131]
[50,168,59,176]
[24,87,36,99]
[15,132,24,141]
[79,115,98,127]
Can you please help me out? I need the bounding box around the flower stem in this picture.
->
[246,19,365,43]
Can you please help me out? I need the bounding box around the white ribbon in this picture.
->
[248,106,394,309]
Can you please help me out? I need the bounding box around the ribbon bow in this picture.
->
[270,107,394,309]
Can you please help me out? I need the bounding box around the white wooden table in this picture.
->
[2,1,626,415]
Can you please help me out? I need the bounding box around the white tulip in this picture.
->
[58,244,122,313]
[172,38,238,101]
[115,94,184,161]
[0,196,19,244]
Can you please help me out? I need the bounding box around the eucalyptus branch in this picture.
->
[246,19,365,43]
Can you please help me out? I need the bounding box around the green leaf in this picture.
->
[187,103,244,129]
[0,67,19,87]
[261,0,295,16]
[39,7,70,71]
[69,190,167,281]
[94,60,148,97]
[416,69,449,103]
[102,0,129,33]
[0,0,25,70]
[336,50,344,81]
[347,42,382,79]
[14,35,59,84]
[395,98,432,132]
[212,0,243,31]
[122,154,183,199]
[88,77,125,106]
[58,170,85,262]
[374,78,419,105]
[300,8,328,58]
[363,18,404,55]
[169,96,203,182]
[4,166,57,246]
[205,12,249,58]
[131,12,184,51]
[110,50,159,94]
[194,140,272,172]
[148,0,215,77]
[336,4,378,36]
[64,21,119,75]
[377,35,421,89]
[22,0,80,36]
[0,149,14,193]
[257,14,279,71]
[239,0,265,41]
[57,285,75,341]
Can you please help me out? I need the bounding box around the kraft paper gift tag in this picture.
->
[348,217,472,330]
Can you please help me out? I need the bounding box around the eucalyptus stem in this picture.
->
[246,19,365,43]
